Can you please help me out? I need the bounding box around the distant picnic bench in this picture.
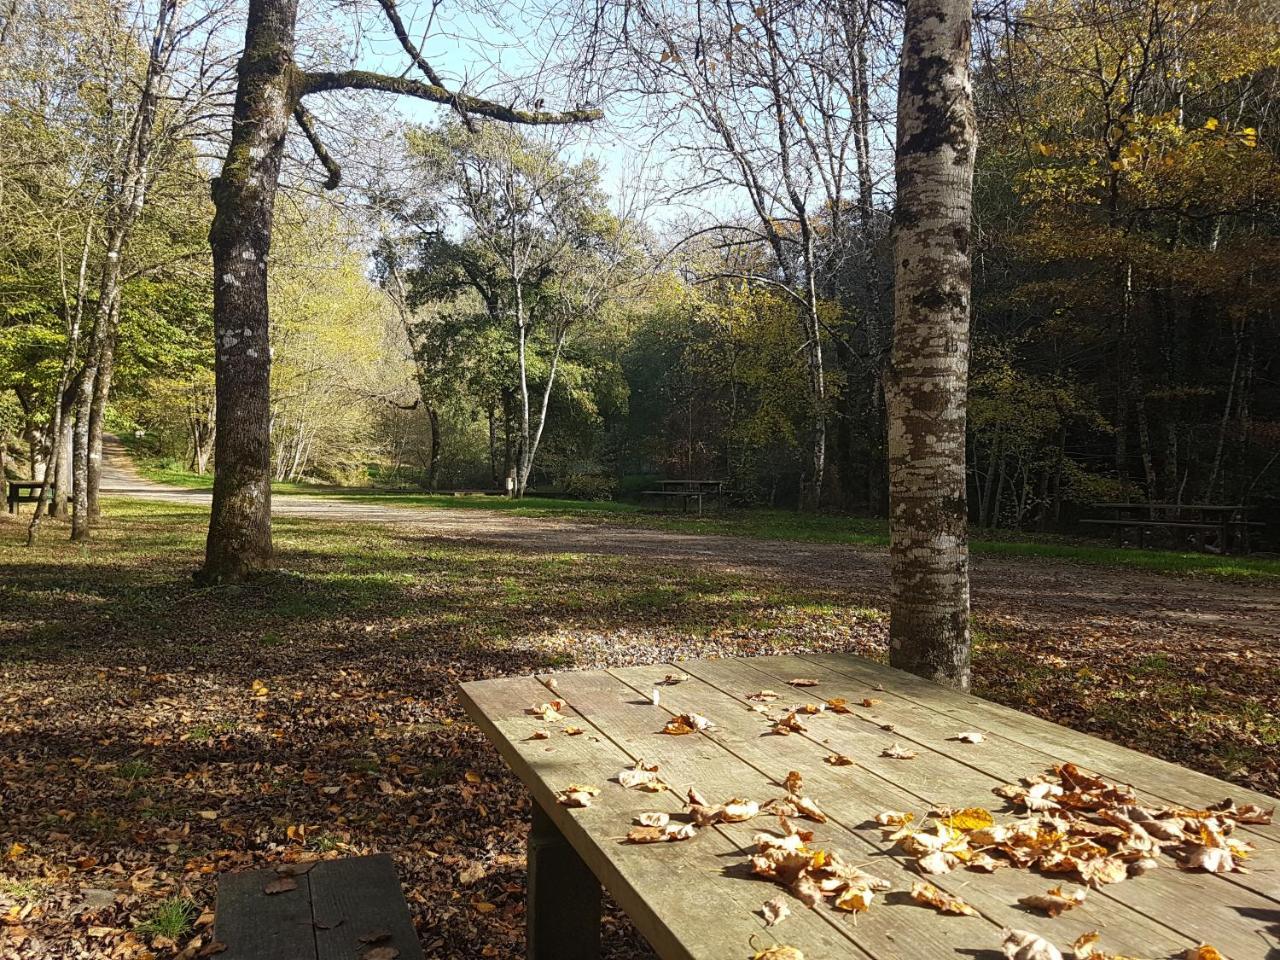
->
[460,654,1280,960]
[6,480,46,514]
[640,479,725,515]
[1082,502,1262,554]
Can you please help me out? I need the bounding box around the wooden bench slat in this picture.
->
[458,674,860,960]
[605,662,1207,960]
[310,855,423,960]
[215,866,319,960]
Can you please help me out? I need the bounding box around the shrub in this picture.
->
[560,472,617,501]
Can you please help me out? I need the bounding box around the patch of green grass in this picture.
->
[0,878,49,904]
[115,760,155,782]
[134,896,197,940]
[129,452,1280,581]
[307,833,341,853]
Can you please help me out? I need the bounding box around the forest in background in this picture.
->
[3,0,1279,533]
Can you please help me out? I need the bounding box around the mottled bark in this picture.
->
[885,0,977,689]
[199,0,297,581]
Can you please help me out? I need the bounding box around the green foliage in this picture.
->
[559,472,617,501]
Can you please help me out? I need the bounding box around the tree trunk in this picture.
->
[199,0,299,582]
[51,412,73,517]
[426,405,441,490]
[885,0,977,690]
[86,327,117,521]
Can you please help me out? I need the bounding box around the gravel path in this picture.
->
[101,437,1280,646]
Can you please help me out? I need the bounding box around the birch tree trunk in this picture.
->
[885,0,977,690]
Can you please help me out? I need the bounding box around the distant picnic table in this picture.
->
[460,653,1280,960]
[6,480,46,514]
[1082,502,1262,554]
[640,479,726,516]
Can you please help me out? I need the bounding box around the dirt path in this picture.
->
[101,437,1280,646]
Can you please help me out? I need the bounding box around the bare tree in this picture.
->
[886,0,978,688]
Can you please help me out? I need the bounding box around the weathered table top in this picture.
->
[459,653,1280,960]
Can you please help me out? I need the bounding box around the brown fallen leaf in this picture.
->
[1002,929,1064,960]
[760,895,790,926]
[787,678,820,687]
[358,929,392,944]
[563,726,585,736]
[263,876,297,895]
[458,863,485,885]
[626,826,668,844]
[528,700,566,721]
[916,850,962,874]
[783,771,804,794]
[911,880,978,916]
[722,799,761,822]
[637,812,670,827]
[198,942,228,957]
[661,712,710,735]
[825,697,851,714]
[861,698,881,708]
[1019,885,1087,917]
[1184,947,1225,960]
[789,795,827,823]
[881,743,917,760]
[556,784,600,808]
[747,690,781,702]
[526,730,550,741]
[772,712,807,735]
[362,948,400,960]
[832,882,875,913]
[953,731,986,744]
[824,753,855,766]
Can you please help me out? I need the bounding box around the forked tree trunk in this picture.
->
[885,0,977,690]
[199,0,299,582]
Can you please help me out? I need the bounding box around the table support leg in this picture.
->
[527,800,600,960]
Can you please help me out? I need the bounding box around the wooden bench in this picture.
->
[460,653,1280,960]
[640,480,725,516]
[6,480,45,514]
[1082,502,1263,553]
[213,855,424,960]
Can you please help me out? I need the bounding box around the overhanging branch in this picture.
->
[293,103,342,189]
[300,70,601,125]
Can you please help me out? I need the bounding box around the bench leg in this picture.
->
[527,800,600,960]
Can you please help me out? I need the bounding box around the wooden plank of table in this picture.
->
[607,663,1208,960]
[667,656,1278,958]
[544,667,1005,960]
[457,674,861,960]
[214,866,318,960]
[799,652,1280,845]
[310,855,423,960]
[723,654,1280,904]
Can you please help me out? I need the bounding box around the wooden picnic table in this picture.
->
[6,480,47,514]
[460,653,1280,960]
[640,480,726,516]
[1083,502,1262,554]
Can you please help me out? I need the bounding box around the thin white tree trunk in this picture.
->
[885,0,978,689]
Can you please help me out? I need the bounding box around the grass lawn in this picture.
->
[136,457,1280,582]
[2,499,1277,958]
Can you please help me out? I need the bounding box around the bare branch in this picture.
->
[292,103,342,189]
[300,70,601,126]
